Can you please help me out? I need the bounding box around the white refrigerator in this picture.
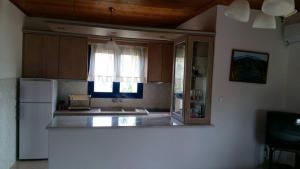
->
[19,78,57,160]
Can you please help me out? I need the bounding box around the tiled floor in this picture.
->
[10,160,269,169]
[10,161,48,169]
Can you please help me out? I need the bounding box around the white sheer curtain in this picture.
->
[88,43,146,83]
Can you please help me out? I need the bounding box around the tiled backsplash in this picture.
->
[58,80,172,109]
[0,78,18,169]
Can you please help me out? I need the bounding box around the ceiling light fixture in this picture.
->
[253,12,276,29]
[108,7,115,15]
[224,0,250,22]
[224,0,297,29]
[105,37,120,52]
[284,9,298,18]
[262,0,295,16]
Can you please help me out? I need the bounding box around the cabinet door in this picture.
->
[19,103,53,159]
[161,44,174,83]
[147,43,162,82]
[43,35,59,78]
[23,34,43,78]
[171,40,186,121]
[59,36,88,80]
[185,36,214,124]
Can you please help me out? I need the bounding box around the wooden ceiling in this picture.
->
[10,0,300,28]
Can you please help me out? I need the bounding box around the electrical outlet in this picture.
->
[296,119,300,125]
[218,96,224,103]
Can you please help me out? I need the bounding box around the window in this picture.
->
[92,116,137,127]
[87,44,146,98]
[120,82,138,93]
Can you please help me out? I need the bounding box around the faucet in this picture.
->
[112,97,123,103]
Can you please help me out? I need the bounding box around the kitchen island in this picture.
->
[47,114,216,169]
[49,113,180,128]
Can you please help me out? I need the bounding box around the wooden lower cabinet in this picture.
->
[59,36,88,80]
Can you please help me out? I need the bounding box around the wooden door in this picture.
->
[42,35,59,78]
[59,36,88,80]
[161,44,174,83]
[23,34,43,78]
[147,43,162,82]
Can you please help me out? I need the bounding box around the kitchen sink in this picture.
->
[98,107,148,115]
[100,107,123,112]
[100,107,136,112]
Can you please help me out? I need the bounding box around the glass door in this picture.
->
[172,41,186,121]
[185,36,213,124]
[189,42,208,118]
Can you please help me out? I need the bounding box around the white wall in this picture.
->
[0,0,24,79]
[212,5,289,167]
[0,0,24,169]
[177,6,217,32]
[178,5,289,168]
[286,43,300,112]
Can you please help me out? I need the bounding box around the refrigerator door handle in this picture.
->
[19,104,25,119]
[19,111,24,119]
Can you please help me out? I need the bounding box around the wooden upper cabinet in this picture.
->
[147,43,163,82]
[23,34,59,78]
[147,43,173,83]
[23,34,88,80]
[161,44,174,83]
[171,35,214,125]
[59,36,88,80]
[23,34,43,78]
[42,35,59,78]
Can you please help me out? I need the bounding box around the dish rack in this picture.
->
[68,95,91,110]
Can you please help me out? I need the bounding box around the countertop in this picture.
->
[47,113,183,129]
[54,108,170,116]
[54,108,148,116]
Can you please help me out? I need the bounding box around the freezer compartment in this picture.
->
[20,78,57,103]
[19,103,54,159]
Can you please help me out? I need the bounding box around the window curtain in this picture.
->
[88,43,146,83]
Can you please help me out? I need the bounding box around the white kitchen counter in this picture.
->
[47,115,215,169]
[47,113,182,128]
[54,108,149,116]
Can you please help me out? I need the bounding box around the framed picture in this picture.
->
[229,49,269,84]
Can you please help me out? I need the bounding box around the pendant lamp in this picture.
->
[105,38,120,52]
[253,12,276,29]
[224,0,250,22]
[284,9,298,18]
[262,0,295,16]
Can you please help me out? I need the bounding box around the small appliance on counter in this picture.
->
[68,94,91,110]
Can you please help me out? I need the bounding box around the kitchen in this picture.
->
[1,0,300,169]
[18,11,216,168]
